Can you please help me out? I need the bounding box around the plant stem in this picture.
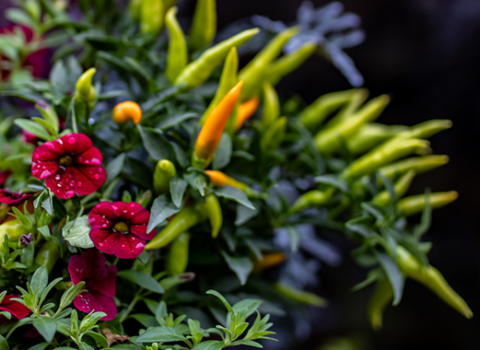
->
[119,291,143,324]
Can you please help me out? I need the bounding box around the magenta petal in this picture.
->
[125,203,148,222]
[77,147,103,165]
[90,265,117,297]
[109,201,127,218]
[61,133,93,155]
[90,229,118,255]
[88,212,114,230]
[45,169,76,199]
[73,166,106,196]
[130,223,155,241]
[74,292,117,321]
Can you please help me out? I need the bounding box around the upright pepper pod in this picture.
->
[314,95,390,154]
[164,0,178,12]
[396,246,473,319]
[165,7,187,84]
[300,89,357,130]
[193,81,243,168]
[324,88,370,128]
[347,123,408,155]
[397,191,458,216]
[145,202,208,249]
[239,26,299,99]
[153,160,177,195]
[290,188,334,214]
[260,83,280,131]
[165,232,190,276]
[253,252,286,272]
[140,0,163,35]
[113,101,142,125]
[201,47,239,125]
[368,278,393,330]
[129,0,142,21]
[378,155,449,181]
[234,97,260,132]
[175,28,259,90]
[189,0,216,51]
[265,42,317,86]
[398,119,453,140]
[204,194,222,238]
[261,116,287,152]
[342,138,430,180]
[373,170,416,207]
[75,68,96,107]
[35,240,60,274]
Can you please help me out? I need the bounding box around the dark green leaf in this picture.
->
[136,326,186,343]
[158,112,198,130]
[14,119,50,140]
[170,177,188,208]
[213,133,232,170]
[285,226,301,253]
[84,331,109,348]
[191,341,224,350]
[215,186,255,210]
[129,314,159,328]
[30,266,48,294]
[138,126,175,161]
[221,251,253,286]
[314,175,349,193]
[50,60,69,91]
[235,204,258,226]
[117,270,164,294]
[105,153,125,184]
[148,195,181,232]
[33,317,57,342]
[375,251,404,306]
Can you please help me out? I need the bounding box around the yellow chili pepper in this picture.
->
[235,97,260,132]
[153,159,177,195]
[290,187,335,214]
[396,246,473,319]
[347,123,407,155]
[397,119,453,139]
[165,232,190,276]
[368,278,393,330]
[373,170,416,207]
[204,194,222,238]
[253,252,286,272]
[189,0,216,51]
[274,282,326,307]
[260,83,280,130]
[378,155,449,181]
[75,68,96,107]
[397,191,458,216]
[193,81,243,168]
[140,0,163,35]
[113,101,142,125]
[165,7,187,84]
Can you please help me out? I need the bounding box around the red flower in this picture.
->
[0,295,30,324]
[68,250,117,321]
[31,133,106,199]
[0,189,33,205]
[0,171,11,187]
[89,201,155,259]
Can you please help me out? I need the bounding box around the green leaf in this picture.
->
[375,251,404,306]
[136,326,186,343]
[221,251,253,286]
[0,335,9,350]
[170,177,188,208]
[138,126,176,162]
[285,226,301,253]
[14,119,50,140]
[33,316,57,342]
[235,204,259,226]
[5,8,33,26]
[231,339,262,348]
[50,60,69,91]
[232,299,262,318]
[130,314,159,328]
[38,226,51,240]
[85,331,109,348]
[31,117,56,136]
[30,266,48,294]
[21,242,35,269]
[158,112,198,130]
[148,195,181,232]
[78,344,94,350]
[42,195,53,216]
[62,216,94,249]
[27,342,49,350]
[105,153,126,185]
[314,175,349,193]
[117,270,164,294]
[191,340,224,350]
[213,133,232,170]
[215,186,255,210]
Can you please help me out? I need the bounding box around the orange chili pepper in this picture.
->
[193,81,243,168]
[235,97,260,132]
[253,252,286,272]
[112,101,142,125]
[204,170,248,192]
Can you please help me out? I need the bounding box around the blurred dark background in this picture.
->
[2,0,480,349]
[210,1,480,349]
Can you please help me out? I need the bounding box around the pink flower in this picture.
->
[0,295,30,324]
[0,171,11,187]
[68,250,117,321]
[31,133,106,199]
[0,189,33,205]
[89,201,155,259]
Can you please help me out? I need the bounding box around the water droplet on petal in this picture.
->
[70,181,75,187]
[55,175,61,181]
[68,137,75,144]
[77,182,83,188]
[57,182,62,188]
[94,174,100,180]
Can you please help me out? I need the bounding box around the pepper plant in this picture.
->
[0,0,473,349]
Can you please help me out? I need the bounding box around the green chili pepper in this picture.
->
[165,7,187,84]
[324,88,369,129]
[129,0,142,21]
[145,202,208,249]
[239,26,299,99]
[75,68,96,107]
[397,191,458,216]
[189,0,216,51]
[315,95,390,154]
[153,160,177,195]
[200,47,238,125]
[274,282,326,307]
[260,82,280,130]
[398,119,452,139]
[299,89,357,130]
[290,187,335,214]
[347,123,408,155]
[342,138,430,180]
[0,219,29,249]
[396,246,473,318]
[204,194,222,238]
[165,232,190,276]
[368,278,393,330]
[378,155,449,181]
[164,0,178,12]
[261,116,287,152]
[265,42,317,86]
[140,0,163,36]
[175,28,259,90]
[373,170,415,207]
[35,240,60,274]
